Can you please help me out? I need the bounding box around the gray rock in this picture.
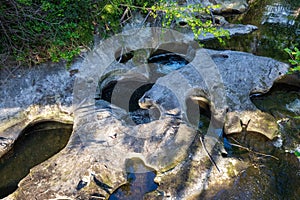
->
[0,27,292,200]
[139,49,289,139]
[190,24,258,41]
[0,62,75,157]
[178,22,258,41]
[286,99,300,115]
[199,0,249,14]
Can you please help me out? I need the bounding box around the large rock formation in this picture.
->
[1,27,298,200]
[0,62,75,157]
[139,48,288,140]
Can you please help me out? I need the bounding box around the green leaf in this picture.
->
[284,48,292,54]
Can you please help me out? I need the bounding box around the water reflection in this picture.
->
[0,121,72,198]
[262,3,296,25]
[109,158,158,200]
[148,53,189,74]
[251,83,300,118]
[204,0,300,62]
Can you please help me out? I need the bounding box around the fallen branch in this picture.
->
[199,132,220,172]
[229,139,279,160]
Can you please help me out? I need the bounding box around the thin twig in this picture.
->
[117,47,124,63]
[139,10,152,28]
[199,133,220,172]
[120,7,130,24]
[230,142,279,160]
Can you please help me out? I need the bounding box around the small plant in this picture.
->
[295,149,300,159]
[284,47,300,73]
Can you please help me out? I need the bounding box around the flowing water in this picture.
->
[212,83,300,199]
[205,0,300,62]
[205,0,300,198]
[251,83,300,152]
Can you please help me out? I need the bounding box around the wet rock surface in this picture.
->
[219,0,248,14]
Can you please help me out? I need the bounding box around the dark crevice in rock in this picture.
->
[178,21,188,27]
[97,80,156,124]
[129,83,155,112]
[98,80,117,103]
[115,50,134,64]
[185,97,211,129]
[97,49,191,124]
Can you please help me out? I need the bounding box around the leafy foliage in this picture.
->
[0,0,227,66]
[284,47,300,73]
[295,149,300,159]
[151,1,229,42]
[1,0,94,65]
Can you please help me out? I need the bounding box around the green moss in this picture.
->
[226,162,236,178]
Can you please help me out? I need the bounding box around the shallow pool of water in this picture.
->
[148,53,189,74]
[0,121,72,198]
[108,158,158,200]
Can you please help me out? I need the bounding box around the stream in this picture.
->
[0,0,300,199]
[205,0,300,62]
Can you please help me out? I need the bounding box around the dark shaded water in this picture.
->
[98,51,189,125]
[211,150,300,199]
[251,83,300,152]
[0,121,72,198]
[205,0,300,62]
[218,83,300,199]
[251,83,300,118]
[108,158,158,200]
